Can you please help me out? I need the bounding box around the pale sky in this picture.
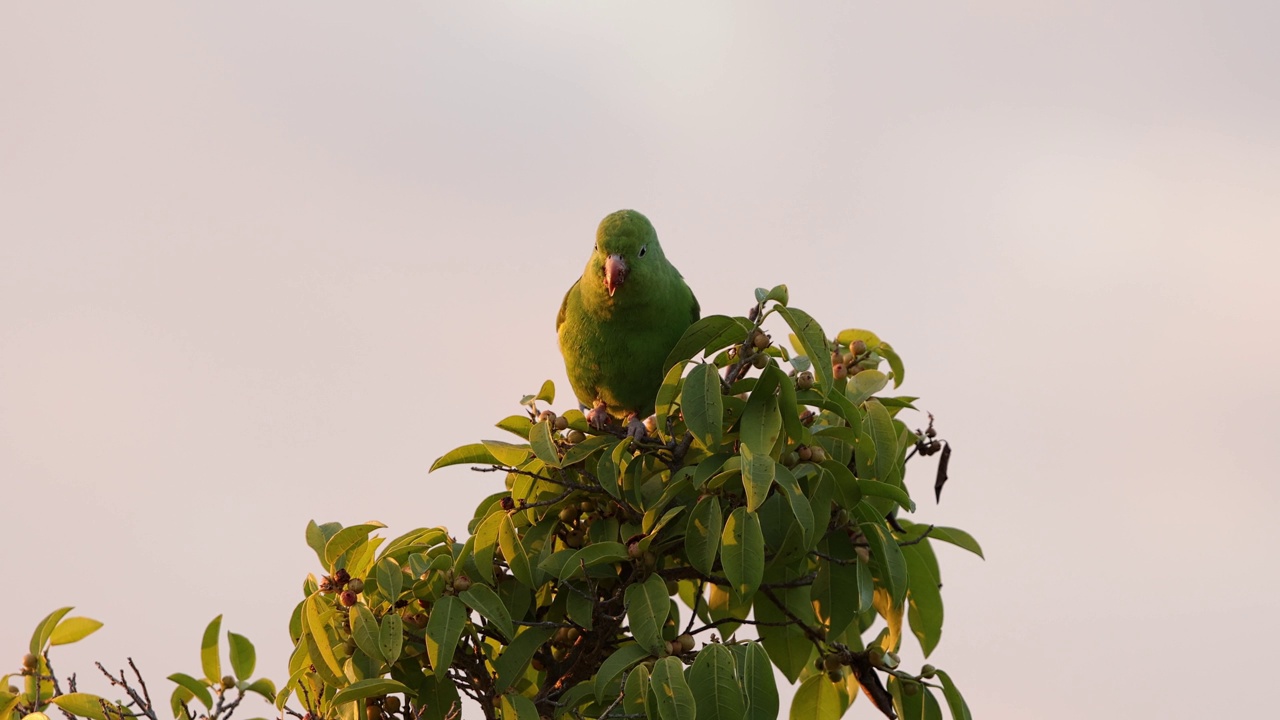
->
[3,2,1278,719]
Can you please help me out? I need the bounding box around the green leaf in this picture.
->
[690,644,745,720]
[685,495,723,576]
[429,443,500,472]
[48,617,103,647]
[721,508,764,599]
[789,675,842,720]
[500,694,539,720]
[561,433,616,468]
[331,678,411,708]
[857,479,915,513]
[740,445,775,513]
[625,574,671,656]
[324,523,387,571]
[777,307,831,394]
[495,414,534,439]
[499,514,537,587]
[847,369,888,405]
[562,541,631,580]
[529,419,561,468]
[863,400,898,483]
[51,692,112,720]
[375,557,405,603]
[682,363,724,451]
[754,590,814,683]
[742,642,779,720]
[811,556,858,639]
[200,615,222,684]
[424,595,464,671]
[903,546,944,657]
[480,439,533,466]
[649,656,697,720]
[861,522,908,605]
[349,604,384,663]
[379,612,404,664]
[740,366,783,458]
[664,315,747,375]
[773,464,814,549]
[227,632,256,680]
[655,360,688,442]
[593,643,652,703]
[878,342,905,387]
[536,379,555,404]
[934,670,972,720]
[167,673,212,710]
[928,527,985,559]
[301,596,345,685]
[835,328,881,348]
[459,585,514,640]
[623,665,651,718]
[29,607,73,654]
[246,678,276,702]
[492,626,556,692]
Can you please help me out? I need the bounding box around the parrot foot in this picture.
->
[625,414,649,444]
[587,403,611,430]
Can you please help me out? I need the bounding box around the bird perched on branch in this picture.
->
[557,210,699,438]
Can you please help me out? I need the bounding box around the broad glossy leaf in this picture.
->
[29,607,73,654]
[324,523,387,570]
[812,557,859,638]
[459,585,513,640]
[200,615,222,684]
[349,605,384,663]
[246,678,276,702]
[227,632,255,680]
[835,328,881,348]
[48,617,103,647]
[479,440,533,467]
[847,369,889,405]
[429,443,500,472]
[500,694,539,720]
[499,514,536,587]
[721,508,764,599]
[863,400,898,483]
[685,495,723,576]
[536,379,555,404]
[649,656,697,720]
[790,675,842,720]
[739,369,782,458]
[682,363,724,451]
[754,589,815,683]
[492,626,556,692]
[664,315,747,374]
[935,670,972,720]
[772,463,814,549]
[857,478,915,513]
[561,433,616,468]
[50,693,112,720]
[928,527,985,559]
[623,665,651,717]
[861,522,908,605]
[878,342,905,387]
[561,541,631,580]
[529,420,560,468]
[742,642,779,720]
[166,673,212,710]
[655,360,688,441]
[903,545,944,657]
[495,414,533,439]
[376,557,405,603]
[690,644,745,720]
[777,306,831,394]
[423,595,463,671]
[302,597,345,685]
[626,574,671,656]
[331,679,411,708]
[593,643,651,703]
[740,445,775,512]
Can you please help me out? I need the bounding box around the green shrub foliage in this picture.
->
[283,287,978,720]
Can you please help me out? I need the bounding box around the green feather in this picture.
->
[557,210,699,419]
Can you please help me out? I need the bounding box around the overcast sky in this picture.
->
[3,2,1278,718]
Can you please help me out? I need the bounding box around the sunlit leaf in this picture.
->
[48,617,103,647]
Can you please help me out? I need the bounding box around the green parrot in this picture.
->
[557,210,700,436]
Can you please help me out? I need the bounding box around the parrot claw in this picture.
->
[587,403,611,430]
[625,415,649,444]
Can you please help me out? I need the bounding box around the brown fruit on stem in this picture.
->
[383,697,401,713]
[751,353,768,369]
[453,575,472,592]
[796,371,814,390]
[340,590,358,607]
[348,578,365,594]
[22,653,38,671]
[678,634,695,652]
[366,705,383,720]
[832,364,848,380]
[554,416,569,431]
[809,445,827,463]
[797,446,813,462]
[850,339,867,356]
[566,429,586,444]
[751,329,769,349]
[559,506,579,523]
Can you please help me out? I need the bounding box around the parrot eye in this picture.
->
[638,245,647,258]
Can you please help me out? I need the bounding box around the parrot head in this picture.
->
[587,209,667,299]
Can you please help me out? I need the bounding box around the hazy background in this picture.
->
[3,2,1278,718]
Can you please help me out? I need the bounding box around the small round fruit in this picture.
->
[832,364,848,380]
[925,426,936,439]
[751,329,769,350]
[554,416,569,431]
[668,640,683,656]
[847,364,862,376]
[920,664,937,679]
[751,353,768,369]
[665,580,679,596]
[531,656,546,671]
[782,451,799,467]
[564,530,583,548]
[842,352,856,366]
[22,653,38,671]
[797,446,813,462]
[340,590,358,607]
[809,446,827,463]
[566,429,586,444]
[559,506,579,523]
[827,670,842,683]
[796,371,814,390]
[538,410,555,423]
[643,415,658,433]
[867,647,884,667]
[222,676,237,690]
[823,655,842,672]
[850,340,867,356]
[627,541,643,558]
[383,697,401,714]
[348,578,365,594]
[678,634,695,652]
[334,568,351,584]
[579,500,595,512]
[366,705,383,720]
[6,685,18,695]
[453,575,472,592]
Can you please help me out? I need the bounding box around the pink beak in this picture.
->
[604,254,628,297]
